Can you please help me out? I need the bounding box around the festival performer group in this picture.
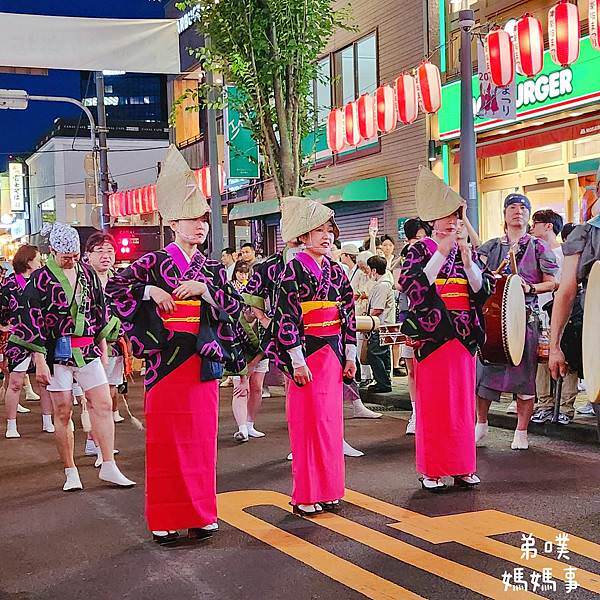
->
[2,148,597,544]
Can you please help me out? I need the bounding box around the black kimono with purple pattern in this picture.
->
[105,249,244,391]
[265,256,356,379]
[1,273,31,371]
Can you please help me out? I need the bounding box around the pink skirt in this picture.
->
[145,354,219,531]
[414,339,476,478]
[286,344,344,505]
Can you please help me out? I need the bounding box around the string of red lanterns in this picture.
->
[108,165,226,218]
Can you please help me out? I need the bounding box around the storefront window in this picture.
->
[524,143,563,167]
[333,33,378,105]
[573,134,600,159]
[483,152,518,176]
[314,57,331,125]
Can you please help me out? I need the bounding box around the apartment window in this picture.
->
[314,57,331,125]
[334,32,378,105]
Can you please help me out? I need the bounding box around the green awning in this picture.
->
[228,176,388,221]
[569,159,599,175]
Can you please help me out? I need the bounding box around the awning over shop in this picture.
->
[569,158,600,174]
[461,116,600,161]
[228,176,388,221]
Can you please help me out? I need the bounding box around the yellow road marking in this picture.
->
[218,490,544,599]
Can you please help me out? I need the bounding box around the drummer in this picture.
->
[398,168,494,492]
[475,194,558,450]
[549,214,600,417]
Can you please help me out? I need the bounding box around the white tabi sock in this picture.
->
[511,429,529,450]
[5,419,20,438]
[352,399,383,419]
[343,439,364,457]
[42,414,55,433]
[63,467,83,492]
[475,422,488,445]
[99,460,136,487]
[246,422,265,438]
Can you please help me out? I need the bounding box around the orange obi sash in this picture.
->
[301,301,341,337]
[72,336,94,348]
[159,300,201,335]
[435,277,470,311]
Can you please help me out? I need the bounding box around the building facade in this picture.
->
[436,0,600,242]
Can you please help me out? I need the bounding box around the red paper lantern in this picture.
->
[344,101,363,146]
[549,0,580,67]
[375,85,397,133]
[357,93,377,139]
[108,193,118,217]
[590,0,600,50]
[147,185,157,213]
[416,61,442,113]
[515,14,544,77]
[485,28,515,87]
[394,73,419,125]
[326,108,346,153]
[197,165,225,198]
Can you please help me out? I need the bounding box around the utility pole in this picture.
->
[458,4,479,232]
[95,72,111,232]
[205,37,224,259]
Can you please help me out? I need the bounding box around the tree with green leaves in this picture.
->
[174,0,352,199]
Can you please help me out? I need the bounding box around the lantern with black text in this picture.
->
[357,93,377,139]
[394,73,418,125]
[416,61,442,114]
[344,101,362,146]
[375,85,397,133]
[326,108,346,153]
[515,14,544,77]
[590,0,600,50]
[485,28,515,87]
[549,0,580,67]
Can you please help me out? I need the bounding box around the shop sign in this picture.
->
[439,36,600,141]
[8,162,24,212]
[177,5,201,34]
[225,86,260,179]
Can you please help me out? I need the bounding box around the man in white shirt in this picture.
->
[221,247,237,281]
[530,209,578,425]
[366,255,395,393]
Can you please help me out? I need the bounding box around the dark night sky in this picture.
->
[0,1,167,170]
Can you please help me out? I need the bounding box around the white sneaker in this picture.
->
[25,390,40,401]
[247,423,265,438]
[201,522,219,531]
[353,404,383,419]
[113,411,125,423]
[577,402,596,416]
[475,422,488,446]
[16,404,30,414]
[42,415,55,433]
[84,439,98,456]
[506,401,518,414]
[511,429,529,450]
[406,414,416,435]
[343,440,364,457]
[5,429,20,439]
[63,467,83,492]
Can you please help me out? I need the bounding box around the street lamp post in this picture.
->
[454,1,479,232]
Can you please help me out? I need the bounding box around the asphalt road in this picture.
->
[1,381,599,600]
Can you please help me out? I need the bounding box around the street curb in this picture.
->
[360,389,600,446]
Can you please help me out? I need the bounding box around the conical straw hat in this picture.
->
[280,196,339,243]
[415,165,464,222]
[157,144,210,222]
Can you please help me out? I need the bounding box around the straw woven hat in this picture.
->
[280,196,339,243]
[415,165,464,222]
[157,144,210,222]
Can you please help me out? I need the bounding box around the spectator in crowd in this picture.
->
[561,222,577,242]
[231,261,251,292]
[366,255,395,394]
[221,247,237,281]
[355,250,375,386]
[529,210,578,425]
[340,244,360,284]
[240,243,257,268]
[331,239,343,265]
[380,235,397,270]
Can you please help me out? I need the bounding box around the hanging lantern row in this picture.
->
[326,61,441,154]
[195,165,226,199]
[109,185,157,218]
[485,0,590,86]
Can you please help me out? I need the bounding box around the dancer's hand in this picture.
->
[35,359,51,386]
[173,280,208,299]
[549,346,568,379]
[458,238,472,269]
[435,231,457,257]
[293,365,312,386]
[343,360,357,380]
[149,286,177,313]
